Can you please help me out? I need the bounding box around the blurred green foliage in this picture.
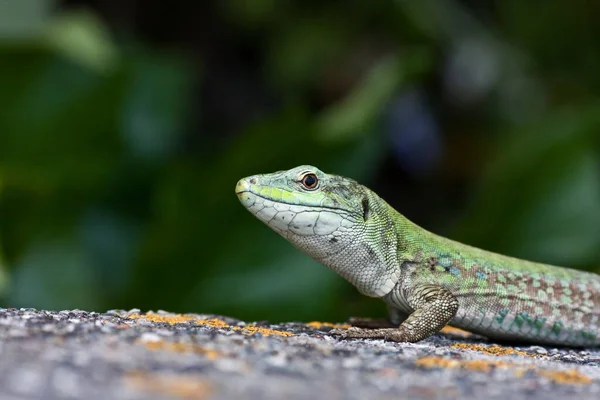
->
[1,0,599,322]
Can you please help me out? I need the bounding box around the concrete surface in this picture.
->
[1,308,599,400]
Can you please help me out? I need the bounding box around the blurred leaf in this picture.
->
[44,9,118,73]
[315,50,430,143]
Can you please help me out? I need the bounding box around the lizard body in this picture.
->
[236,165,600,346]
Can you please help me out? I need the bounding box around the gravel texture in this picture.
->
[1,308,600,400]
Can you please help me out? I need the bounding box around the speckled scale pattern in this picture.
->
[237,165,600,347]
[384,226,600,346]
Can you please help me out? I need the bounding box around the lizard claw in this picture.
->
[328,328,348,337]
[329,327,362,338]
[329,326,409,342]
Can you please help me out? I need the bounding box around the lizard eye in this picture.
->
[301,173,318,190]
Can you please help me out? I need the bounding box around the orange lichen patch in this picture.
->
[128,312,197,325]
[440,326,474,338]
[128,312,230,328]
[537,369,592,385]
[415,356,591,385]
[136,339,222,360]
[195,318,229,328]
[235,325,294,337]
[307,321,351,329]
[125,370,212,400]
[126,312,294,337]
[451,343,532,358]
[462,359,516,373]
[416,357,526,373]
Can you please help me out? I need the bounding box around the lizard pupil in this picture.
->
[302,174,318,189]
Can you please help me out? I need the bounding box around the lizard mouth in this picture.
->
[235,177,359,218]
[235,178,251,195]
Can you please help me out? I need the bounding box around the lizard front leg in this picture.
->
[331,285,458,342]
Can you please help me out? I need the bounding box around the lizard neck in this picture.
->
[314,190,405,297]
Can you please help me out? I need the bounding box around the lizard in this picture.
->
[235,165,600,346]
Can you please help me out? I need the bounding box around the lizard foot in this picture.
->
[329,326,410,342]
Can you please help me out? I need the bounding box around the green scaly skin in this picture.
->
[235,165,600,347]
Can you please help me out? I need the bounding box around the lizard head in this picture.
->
[236,165,401,297]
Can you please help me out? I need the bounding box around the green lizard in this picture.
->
[235,165,600,346]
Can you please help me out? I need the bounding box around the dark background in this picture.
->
[1,0,599,322]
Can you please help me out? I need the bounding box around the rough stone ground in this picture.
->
[0,308,599,400]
